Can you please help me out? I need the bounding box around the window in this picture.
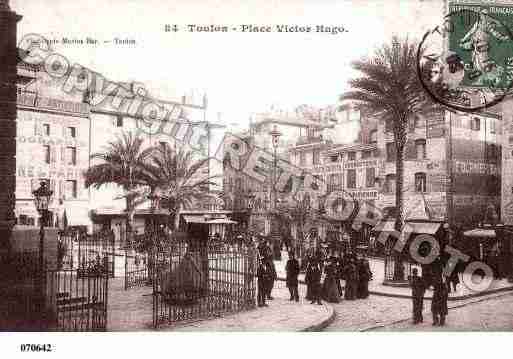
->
[415,139,427,160]
[43,145,50,164]
[366,167,376,187]
[385,174,396,193]
[159,141,167,150]
[415,172,427,192]
[348,152,356,161]
[43,124,50,136]
[65,180,77,199]
[66,147,77,165]
[490,119,496,134]
[386,143,396,162]
[385,118,393,133]
[116,116,124,127]
[471,117,481,131]
[414,115,426,128]
[67,126,76,138]
[369,129,378,144]
[312,149,321,165]
[328,174,337,192]
[362,150,372,159]
[330,155,338,163]
[299,152,306,166]
[347,169,356,189]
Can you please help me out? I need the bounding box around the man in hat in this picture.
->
[257,257,269,307]
[286,251,300,301]
[431,276,449,326]
[409,268,425,324]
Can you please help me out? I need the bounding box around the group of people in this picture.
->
[301,251,373,305]
[409,264,450,327]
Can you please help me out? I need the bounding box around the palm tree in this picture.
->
[84,131,154,239]
[341,37,438,280]
[145,143,219,231]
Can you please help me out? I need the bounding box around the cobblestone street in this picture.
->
[372,292,513,331]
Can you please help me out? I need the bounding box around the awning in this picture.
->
[373,220,396,233]
[373,220,442,235]
[404,221,442,235]
[463,228,496,239]
[65,207,91,226]
[183,214,237,225]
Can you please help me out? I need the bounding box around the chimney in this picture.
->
[0,0,22,253]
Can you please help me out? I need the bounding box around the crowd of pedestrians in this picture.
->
[256,237,374,307]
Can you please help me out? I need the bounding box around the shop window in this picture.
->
[116,116,124,127]
[348,151,356,161]
[415,139,427,160]
[415,172,427,193]
[362,150,372,159]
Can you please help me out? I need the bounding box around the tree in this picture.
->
[84,131,154,238]
[341,37,438,280]
[145,144,219,230]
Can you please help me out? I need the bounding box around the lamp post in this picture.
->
[269,125,282,210]
[32,181,53,320]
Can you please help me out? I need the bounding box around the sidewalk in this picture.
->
[107,277,335,332]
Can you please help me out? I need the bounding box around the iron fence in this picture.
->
[152,241,257,328]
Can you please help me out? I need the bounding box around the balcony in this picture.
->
[296,135,323,146]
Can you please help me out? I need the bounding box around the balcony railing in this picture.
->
[296,135,323,146]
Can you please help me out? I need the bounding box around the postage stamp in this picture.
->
[418,5,513,112]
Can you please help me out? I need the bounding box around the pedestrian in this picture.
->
[265,258,277,300]
[431,277,449,326]
[304,254,314,300]
[286,251,300,301]
[257,258,268,307]
[409,268,425,324]
[305,258,322,305]
[344,258,358,300]
[357,257,372,299]
[322,258,341,303]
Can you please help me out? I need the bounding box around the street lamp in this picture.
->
[32,181,53,318]
[269,124,282,210]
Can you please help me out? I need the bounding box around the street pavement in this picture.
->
[370,292,513,331]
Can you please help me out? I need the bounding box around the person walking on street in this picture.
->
[286,251,300,301]
[431,277,449,326]
[344,258,358,300]
[265,258,277,300]
[322,257,341,303]
[357,257,372,299]
[257,258,268,307]
[305,258,323,305]
[409,268,426,324]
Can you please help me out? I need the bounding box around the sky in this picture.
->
[10,0,446,131]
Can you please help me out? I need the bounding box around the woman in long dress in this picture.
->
[322,258,341,303]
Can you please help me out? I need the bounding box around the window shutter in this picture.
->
[408,116,415,133]
[50,146,57,163]
[59,180,64,200]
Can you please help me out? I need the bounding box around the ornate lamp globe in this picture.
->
[32,181,53,215]
[269,124,282,149]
